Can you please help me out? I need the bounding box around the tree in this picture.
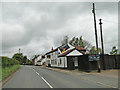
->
[110,46,118,55]
[12,53,23,64]
[12,53,29,65]
[79,36,85,48]
[61,36,92,52]
[69,36,92,51]
[25,59,32,65]
[23,56,27,64]
[69,37,76,46]
[89,46,102,54]
[61,36,69,45]
[89,46,97,54]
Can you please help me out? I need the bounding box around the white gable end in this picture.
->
[67,49,83,56]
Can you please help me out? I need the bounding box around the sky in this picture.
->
[1,1,119,59]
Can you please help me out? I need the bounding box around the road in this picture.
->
[2,65,118,88]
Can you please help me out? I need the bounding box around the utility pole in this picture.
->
[99,18,105,70]
[92,3,101,72]
[19,48,21,53]
[99,19,104,54]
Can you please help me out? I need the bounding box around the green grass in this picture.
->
[1,65,21,81]
[0,67,2,81]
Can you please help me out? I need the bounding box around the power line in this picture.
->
[104,40,118,44]
[102,20,119,24]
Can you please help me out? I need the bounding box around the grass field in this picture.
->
[1,65,21,81]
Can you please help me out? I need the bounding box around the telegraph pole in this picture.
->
[99,19,104,54]
[92,3,101,72]
[99,18,105,70]
[19,48,21,53]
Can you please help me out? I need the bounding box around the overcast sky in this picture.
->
[1,1,118,59]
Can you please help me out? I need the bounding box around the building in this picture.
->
[45,43,86,69]
[32,55,40,65]
[36,55,45,66]
[58,45,86,69]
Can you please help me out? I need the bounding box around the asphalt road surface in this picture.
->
[2,65,118,88]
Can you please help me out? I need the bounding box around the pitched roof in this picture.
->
[58,48,75,57]
[32,55,40,60]
[58,46,86,57]
[37,58,43,62]
[74,46,86,50]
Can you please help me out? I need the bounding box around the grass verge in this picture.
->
[1,65,21,81]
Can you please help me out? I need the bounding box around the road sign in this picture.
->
[88,55,100,61]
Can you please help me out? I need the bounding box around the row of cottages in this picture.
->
[32,55,46,66]
[44,43,86,69]
[32,55,40,65]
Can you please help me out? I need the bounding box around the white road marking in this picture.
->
[33,68,53,88]
[36,72,40,76]
[41,77,53,88]
[33,69,35,71]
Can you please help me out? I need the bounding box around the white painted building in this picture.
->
[36,55,46,66]
[45,43,86,69]
[32,55,40,65]
[58,48,85,69]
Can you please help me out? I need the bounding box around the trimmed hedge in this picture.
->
[1,56,19,68]
[0,56,20,81]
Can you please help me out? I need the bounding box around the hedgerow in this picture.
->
[1,56,19,68]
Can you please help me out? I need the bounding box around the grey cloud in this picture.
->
[1,2,118,59]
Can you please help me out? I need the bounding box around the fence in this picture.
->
[100,55,120,70]
[78,54,120,72]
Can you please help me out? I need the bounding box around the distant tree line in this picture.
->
[12,53,32,65]
[1,53,32,68]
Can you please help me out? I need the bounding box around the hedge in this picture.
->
[1,56,19,68]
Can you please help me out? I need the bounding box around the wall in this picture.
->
[58,57,67,68]
[50,51,59,67]
[41,58,46,66]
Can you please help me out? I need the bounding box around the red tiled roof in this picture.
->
[81,51,86,54]
[74,46,85,50]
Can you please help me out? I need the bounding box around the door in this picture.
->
[67,57,75,70]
